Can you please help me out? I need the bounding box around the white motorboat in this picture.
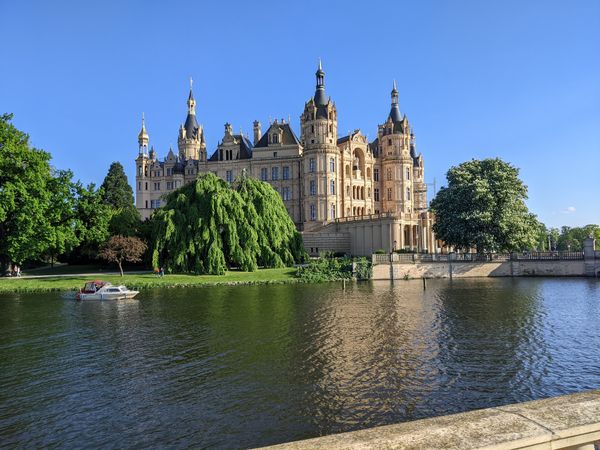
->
[76,280,139,301]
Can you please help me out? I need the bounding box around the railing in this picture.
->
[260,390,600,450]
[372,251,585,265]
[514,251,584,260]
[334,211,428,224]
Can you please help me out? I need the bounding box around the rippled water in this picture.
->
[1,278,600,448]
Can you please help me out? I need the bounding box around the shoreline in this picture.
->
[0,268,309,294]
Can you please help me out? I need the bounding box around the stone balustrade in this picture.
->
[259,390,600,450]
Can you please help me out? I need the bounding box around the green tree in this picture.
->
[0,113,76,269]
[430,158,540,253]
[100,162,135,209]
[100,161,142,237]
[151,173,306,275]
[68,183,113,262]
[43,169,80,266]
[557,224,599,251]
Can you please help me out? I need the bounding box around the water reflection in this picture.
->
[0,279,599,448]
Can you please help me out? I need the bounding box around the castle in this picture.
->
[135,64,437,255]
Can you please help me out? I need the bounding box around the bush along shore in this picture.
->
[0,258,373,293]
[295,256,372,282]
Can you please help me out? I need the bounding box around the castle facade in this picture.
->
[135,64,436,254]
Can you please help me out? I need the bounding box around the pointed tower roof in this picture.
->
[183,78,200,139]
[314,59,328,107]
[138,112,149,142]
[188,77,195,101]
[388,80,402,123]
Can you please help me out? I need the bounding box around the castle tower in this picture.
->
[138,112,149,155]
[135,113,150,213]
[253,120,262,145]
[177,77,206,161]
[378,81,414,215]
[300,61,340,226]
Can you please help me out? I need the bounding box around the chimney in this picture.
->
[253,120,262,145]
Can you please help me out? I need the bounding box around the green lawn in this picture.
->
[0,268,300,293]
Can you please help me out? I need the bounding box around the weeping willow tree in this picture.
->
[151,173,306,274]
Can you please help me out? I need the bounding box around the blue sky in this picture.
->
[1,0,598,228]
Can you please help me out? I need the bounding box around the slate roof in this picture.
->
[254,123,301,148]
[184,113,200,139]
[389,104,402,123]
[370,138,380,158]
[337,135,351,145]
[207,134,254,161]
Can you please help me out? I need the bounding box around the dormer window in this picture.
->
[271,133,279,144]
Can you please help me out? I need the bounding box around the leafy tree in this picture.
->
[68,183,113,262]
[43,169,80,266]
[99,235,147,276]
[151,173,306,275]
[100,162,135,210]
[0,113,76,269]
[430,158,540,253]
[556,224,599,251]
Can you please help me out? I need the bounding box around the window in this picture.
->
[330,158,335,172]
[167,168,172,176]
[167,181,174,190]
[260,168,268,181]
[406,167,410,180]
[346,185,350,196]
[330,179,335,195]
[368,188,371,198]
[282,187,291,201]
[271,167,279,180]
[407,187,411,200]
[309,180,316,196]
[388,138,392,146]
[387,188,392,201]
[310,204,316,221]
[330,204,336,220]
[309,158,316,173]
[329,124,332,133]
[138,181,141,190]
[226,170,233,182]
[150,199,161,209]
[145,200,148,209]
[282,166,290,180]
[387,168,392,181]
[374,188,380,202]
[271,133,279,144]
[311,124,315,134]
[145,182,148,190]
[154,182,160,191]
[273,152,278,158]
[138,166,142,176]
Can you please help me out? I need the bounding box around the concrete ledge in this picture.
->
[258,390,600,449]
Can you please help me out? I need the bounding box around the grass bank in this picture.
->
[0,268,299,293]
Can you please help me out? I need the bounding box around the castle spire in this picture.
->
[314,59,327,106]
[389,80,402,123]
[187,77,196,114]
[138,112,149,151]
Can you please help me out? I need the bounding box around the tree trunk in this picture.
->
[118,260,124,277]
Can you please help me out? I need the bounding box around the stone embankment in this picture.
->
[372,238,599,280]
[260,390,600,450]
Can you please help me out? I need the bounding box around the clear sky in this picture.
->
[1,0,598,228]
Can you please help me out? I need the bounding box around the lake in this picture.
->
[1,278,600,448]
